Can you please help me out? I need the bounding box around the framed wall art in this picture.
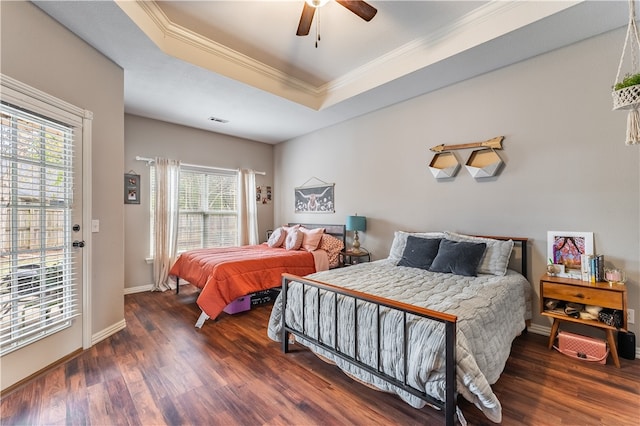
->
[547,231,594,277]
[294,183,334,213]
[124,172,140,204]
[257,185,272,204]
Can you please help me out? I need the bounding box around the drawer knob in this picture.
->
[575,293,584,299]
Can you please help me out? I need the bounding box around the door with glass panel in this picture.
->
[0,86,85,390]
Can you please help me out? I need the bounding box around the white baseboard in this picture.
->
[124,284,153,294]
[528,323,551,336]
[91,319,126,346]
[124,282,182,294]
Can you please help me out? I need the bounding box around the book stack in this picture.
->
[581,254,604,282]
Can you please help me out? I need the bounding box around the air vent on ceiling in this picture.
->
[208,116,229,124]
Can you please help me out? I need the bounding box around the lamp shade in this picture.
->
[346,215,366,232]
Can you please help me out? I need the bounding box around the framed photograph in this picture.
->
[294,183,334,213]
[124,173,140,204]
[266,186,272,202]
[256,185,273,204]
[547,231,594,277]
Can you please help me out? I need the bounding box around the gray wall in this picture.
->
[275,27,640,338]
[124,114,274,290]
[1,3,125,341]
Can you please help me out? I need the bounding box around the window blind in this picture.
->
[150,165,238,254]
[0,102,79,356]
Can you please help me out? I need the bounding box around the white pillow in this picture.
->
[388,231,445,262]
[285,228,304,250]
[267,227,286,248]
[444,232,514,276]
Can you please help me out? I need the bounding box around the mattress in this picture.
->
[169,244,319,320]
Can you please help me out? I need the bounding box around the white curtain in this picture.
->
[152,157,181,291]
[238,168,259,246]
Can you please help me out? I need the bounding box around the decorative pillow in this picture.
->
[299,226,325,251]
[267,227,286,248]
[444,232,514,276]
[281,224,300,245]
[284,228,304,250]
[388,231,446,262]
[398,236,442,270]
[318,234,344,268]
[282,224,300,234]
[429,239,487,277]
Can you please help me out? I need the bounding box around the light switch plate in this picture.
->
[91,219,99,233]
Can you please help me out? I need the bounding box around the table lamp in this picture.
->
[346,214,366,254]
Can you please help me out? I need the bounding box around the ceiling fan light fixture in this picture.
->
[305,0,330,8]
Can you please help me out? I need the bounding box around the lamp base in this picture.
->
[351,231,362,254]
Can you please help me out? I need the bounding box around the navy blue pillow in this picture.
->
[397,236,442,270]
[429,239,487,277]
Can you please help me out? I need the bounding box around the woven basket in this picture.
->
[612,83,640,110]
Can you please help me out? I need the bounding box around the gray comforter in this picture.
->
[267,259,532,423]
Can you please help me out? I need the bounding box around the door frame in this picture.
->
[1,74,92,350]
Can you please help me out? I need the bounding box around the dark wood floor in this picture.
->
[2,285,639,425]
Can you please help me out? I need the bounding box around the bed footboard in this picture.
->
[280,273,458,426]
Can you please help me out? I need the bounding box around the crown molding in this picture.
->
[116,0,324,109]
[116,0,582,111]
[320,0,581,108]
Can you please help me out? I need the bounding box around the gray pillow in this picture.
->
[387,231,445,261]
[444,232,514,276]
[397,236,442,270]
[429,239,487,276]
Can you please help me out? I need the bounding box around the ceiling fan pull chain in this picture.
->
[315,8,320,48]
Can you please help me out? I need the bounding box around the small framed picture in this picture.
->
[124,173,140,204]
[547,231,594,277]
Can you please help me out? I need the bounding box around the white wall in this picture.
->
[1,0,125,387]
[124,114,274,290]
[275,27,640,338]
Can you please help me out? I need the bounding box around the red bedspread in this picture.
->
[169,244,316,320]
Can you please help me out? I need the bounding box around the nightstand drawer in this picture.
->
[542,282,623,310]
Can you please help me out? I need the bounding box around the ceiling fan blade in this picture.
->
[296,3,316,36]
[336,0,377,22]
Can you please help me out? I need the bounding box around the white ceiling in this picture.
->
[32,1,629,144]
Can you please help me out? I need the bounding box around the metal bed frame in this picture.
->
[279,236,528,426]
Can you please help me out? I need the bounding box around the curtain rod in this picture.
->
[135,156,266,175]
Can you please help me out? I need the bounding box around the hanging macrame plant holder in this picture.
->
[612,0,640,145]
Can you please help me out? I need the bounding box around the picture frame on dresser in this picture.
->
[547,231,593,278]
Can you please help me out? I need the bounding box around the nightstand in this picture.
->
[339,250,371,267]
[540,274,627,367]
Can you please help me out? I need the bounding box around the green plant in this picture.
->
[615,72,640,90]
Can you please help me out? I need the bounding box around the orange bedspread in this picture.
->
[169,244,316,320]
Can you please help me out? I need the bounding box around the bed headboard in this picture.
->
[288,223,347,249]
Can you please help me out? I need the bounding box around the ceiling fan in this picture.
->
[296,0,378,37]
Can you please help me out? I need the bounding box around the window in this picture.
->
[151,166,238,254]
[0,102,78,355]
